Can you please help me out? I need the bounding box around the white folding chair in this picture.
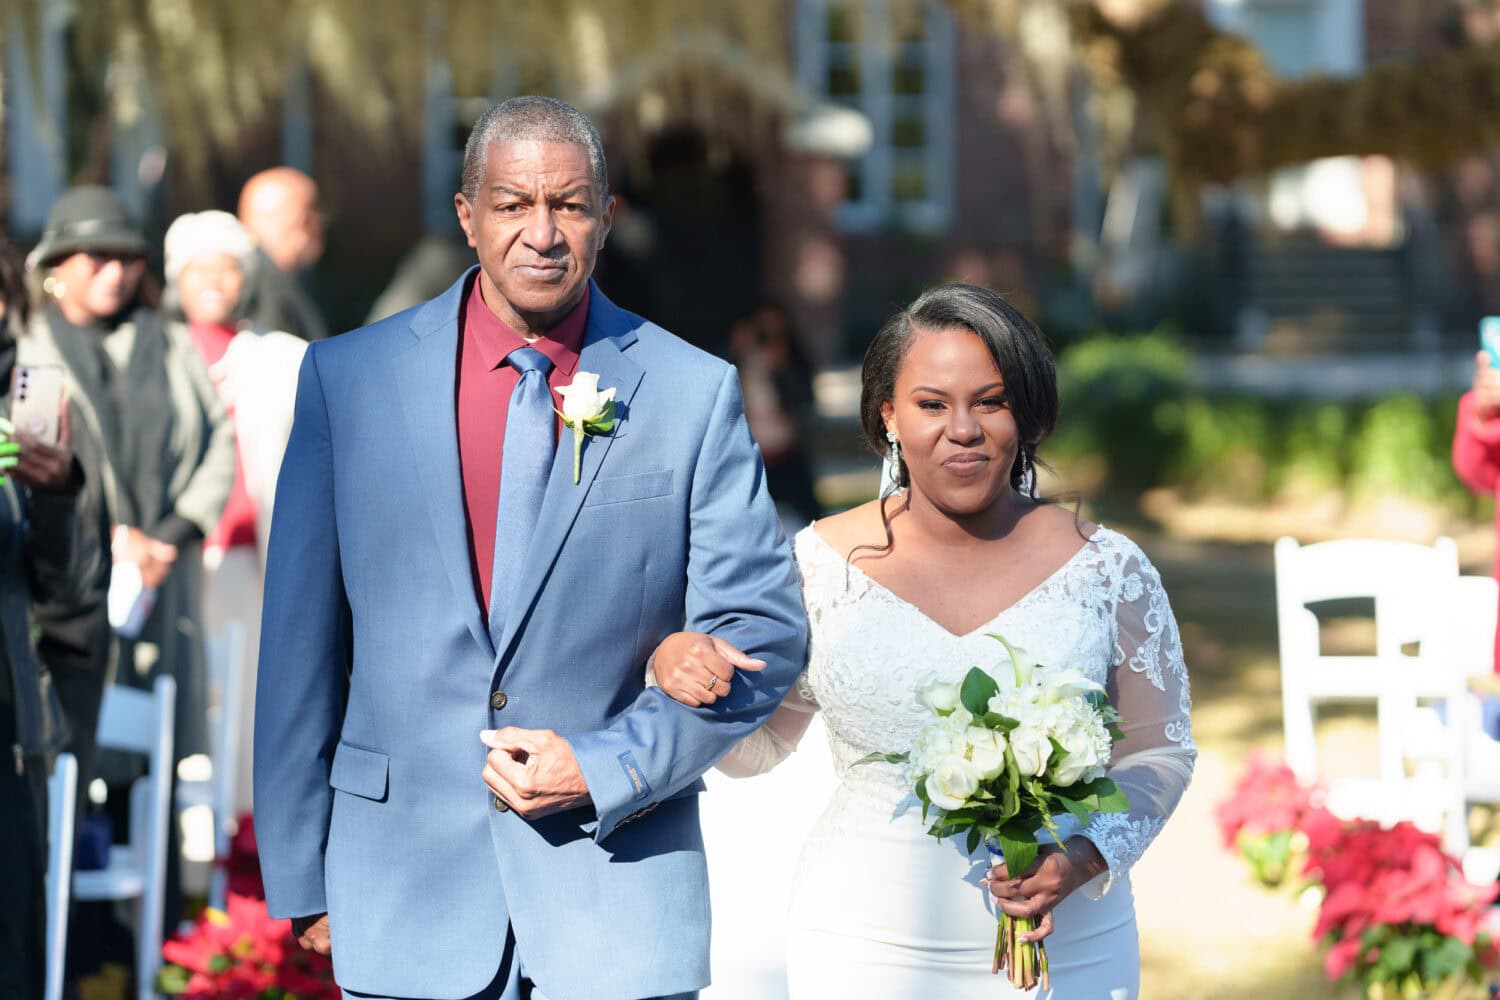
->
[1432,576,1500,853]
[45,752,77,1000]
[1274,536,1462,845]
[204,622,245,910]
[73,675,175,1000]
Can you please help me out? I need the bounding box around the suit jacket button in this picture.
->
[493,794,510,812]
[490,690,508,711]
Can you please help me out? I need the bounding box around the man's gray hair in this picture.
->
[460,96,609,203]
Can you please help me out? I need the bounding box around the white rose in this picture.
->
[556,371,616,423]
[910,708,973,776]
[915,673,962,715]
[1047,704,1113,786]
[1009,724,1052,777]
[926,755,982,811]
[965,726,1008,780]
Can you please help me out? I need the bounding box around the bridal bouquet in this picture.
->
[861,634,1128,989]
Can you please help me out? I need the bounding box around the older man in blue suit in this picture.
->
[253,96,807,1000]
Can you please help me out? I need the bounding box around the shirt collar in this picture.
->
[464,276,589,377]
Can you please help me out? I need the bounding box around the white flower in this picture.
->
[910,707,973,777]
[1009,723,1052,777]
[1045,700,1113,786]
[965,726,1008,780]
[926,755,982,811]
[556,371,616,424]
[1036,667,1105,707]
[915,673,962,715]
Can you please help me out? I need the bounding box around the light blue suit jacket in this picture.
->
[253,272,807,1000]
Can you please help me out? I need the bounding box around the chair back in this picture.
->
[75,674,175,1000]
[44,753,76,1000]
[204,622,246,910]
[1274,536,1458,787]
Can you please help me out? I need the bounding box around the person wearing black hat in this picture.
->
[24,187,235,932]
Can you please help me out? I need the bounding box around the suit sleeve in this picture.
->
[567,366,809,841]
[253,343,352,918]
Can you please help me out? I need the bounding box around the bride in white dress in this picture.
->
[652,284,1195,998]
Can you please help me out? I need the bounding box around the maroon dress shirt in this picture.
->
[456,274,589,616]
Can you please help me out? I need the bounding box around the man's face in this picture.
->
[455,139,614,333]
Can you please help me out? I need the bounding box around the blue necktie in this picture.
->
[489,345,555,647]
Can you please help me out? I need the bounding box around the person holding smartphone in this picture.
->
[1453,324,1500,673]
[0,235,107,999]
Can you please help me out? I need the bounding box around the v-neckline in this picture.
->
[804,524,1105,640]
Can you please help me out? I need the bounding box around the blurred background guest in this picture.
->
[236,167,328,342]
[1453,349,1500,672]
[0,234,102,999]
[26,186,234,938]
[164,209,306,813]
[730,301,823,527]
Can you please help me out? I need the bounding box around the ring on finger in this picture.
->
[704,675,719,693]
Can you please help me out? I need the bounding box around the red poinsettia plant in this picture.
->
[1305,817,1500,998]
[1215,751,1326,887]
[157,813,339,999]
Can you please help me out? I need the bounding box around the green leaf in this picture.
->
[1416,935,1472,983]
[1092,782,1130,813]
[982,712,1020,732]
[853,751,909,767]
[1055,793,1092,826]
[995,824,1038,877]
[1378,935,1418,977]
[960,667,999,715]
[967,827,982,855]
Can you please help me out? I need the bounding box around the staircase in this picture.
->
[1243,237,1417,353]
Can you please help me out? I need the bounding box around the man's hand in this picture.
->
[481,727,592,819]
[651,631,765,707]
[291,913,331,956]
[1475,351,1500,420]
[10,400,76,494]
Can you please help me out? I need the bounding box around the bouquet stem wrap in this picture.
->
[987,841,1049,990]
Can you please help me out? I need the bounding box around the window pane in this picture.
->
[890,1,928,44]
[825,3,861,44]
[891,159,927,202]
[891,115,926,149]
[845,161,865,203]
[827,60,862,97]
[892,60,926,96]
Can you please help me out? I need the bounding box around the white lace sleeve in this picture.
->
[1078,541,1196,898]
[714,678,819,778]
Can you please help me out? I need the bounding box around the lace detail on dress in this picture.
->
[792,524,1196,896]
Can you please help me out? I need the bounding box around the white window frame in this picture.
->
[796,0,955,234]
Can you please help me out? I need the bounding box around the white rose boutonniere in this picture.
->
[554,371,617,483]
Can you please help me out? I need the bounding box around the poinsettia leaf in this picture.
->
[1417,935,1472,982]
[1378,935,1418,977]
[960,667,998,715]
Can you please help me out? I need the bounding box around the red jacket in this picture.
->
[1453,391,1500,671]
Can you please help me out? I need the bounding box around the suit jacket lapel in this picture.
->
[394,268,494,657]
[494,286,644,665]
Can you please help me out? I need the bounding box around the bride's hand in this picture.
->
[983,837,1108,942]
[651,631,766,707]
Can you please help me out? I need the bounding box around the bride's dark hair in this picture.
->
[859,282,1059,495]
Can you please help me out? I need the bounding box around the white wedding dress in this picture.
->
[715,525,1196,999]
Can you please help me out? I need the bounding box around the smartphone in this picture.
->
[10,364,65,445]
[1482,316,1500,369]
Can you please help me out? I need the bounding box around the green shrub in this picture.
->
[1173,395,1276,502]
[1054,331,1192,491]
[1347,395,1448,503]
[1275,402,1352,501]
